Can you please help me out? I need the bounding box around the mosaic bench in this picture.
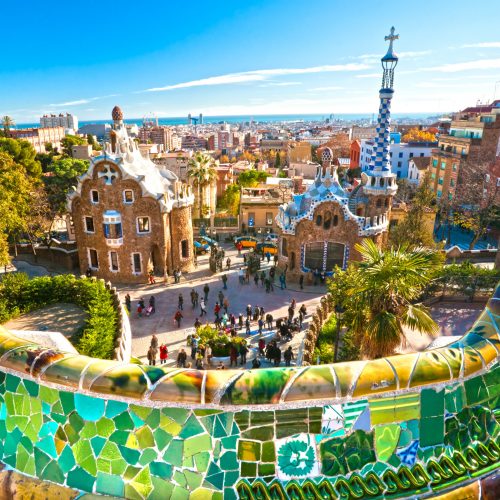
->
[0,284,498,499]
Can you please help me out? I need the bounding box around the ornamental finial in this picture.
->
[383,27,399,61]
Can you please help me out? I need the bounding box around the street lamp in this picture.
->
[334,304,345,362]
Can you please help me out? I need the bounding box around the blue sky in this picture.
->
[3,0,500,122]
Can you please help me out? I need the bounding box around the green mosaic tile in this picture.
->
[59,391,74,414]
[68,412,85,433]
[109,430,129,446]
[464,376,489,405]
[194,409,223,416]
[374,424,400,462]
[261,441,275,462]
[153,427,172,451]
[184,469,203,490]
[445,386,466,413]
[5,375,20,393]
[150,460,172,478]
[113,411,134,430]
[67,466,96,491]
[184,433,211,457]
[106,400,128,418]
[194,451,211,472]
[237,440,260,461]
[136,426,155,449]
[220,450,238,471]
[23,379,39,398]
[240,461,257,477]
[174,469,187,487]
[34,447,51,477]
[223,487,238,500]
[250,410,274,427]
[151,476,174,498]
[162,407,189,425]
[420,416,445,446]
[145,409,160,428]
[182,454,194,468]
[242,425,274,441]
[308,407,323,433]
[179,414,205,439]
[128,467,153,499]
[81,421,98,439]
[171,485,190,500]
[224,470,240,487]
[163,439,183,467]
[233,410,250,431]
[258,463,275,476]
[139,448,157,466]
[421,388,445,418]
[96,472,124,497]
[221,435,238,450]
[95,417,114,438]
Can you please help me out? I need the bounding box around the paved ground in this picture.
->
[4,303,87,339]
[399,301,484,353]
[117,244,326,368]
[435,224,496,250]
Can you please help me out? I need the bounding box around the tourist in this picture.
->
[223,297,229,313]
[238,267,245,284]
[253,306,260,321]
[194,290,199,307]
[159,344,168,364]
[252,357,261,369]
[245,268,250,284]
[205,344,212,366]
[253,273,259,286]
[236,242,242,256]
[148,269,156,284]
[273,346,282,367]
[194,317,201,330]
[291,299,296,311]
[265,313,273,330]
[245,317,251,335]
[137,303,143,318]
[174,310,183,328]
[299,274,304,290]
[178,293,184,310]
[238,313,244,330]
[266,252,271,263]
[86,268,92,278]
[222,274,228,290]
[200,298,207,316]
[258,317,264,335]
[226,257,231,271]
[125,294,131,313]
[229,345,238,367]
[177,349,187,368]
[147,346,157,366]
[195,353,204,370]
[191,336,198,360]
[260,271,266,286]
[265,277,271,293]
[203,284,210,302]
[222,312,229,328]
[229,313,236,329]
[150,334,158,350]
[190,288,196,308]
[139,298,145,310]
[259,306,265,318]
[149,296,155,314]
[239,343,249,365]
[284,346,294,367]
[214,302,221,320]
[279,274,286,290]
[269,267,275,282]
[218,290,224,304]
[258,338,266,356]
[246,304,252,318]
[273,254,278,266]
[216,361,225,370]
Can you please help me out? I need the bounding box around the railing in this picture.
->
[105,237,123,247]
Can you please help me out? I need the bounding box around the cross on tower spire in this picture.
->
[385,26,399,52]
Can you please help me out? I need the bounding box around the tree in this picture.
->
[187,152,218,218]
[217,184,240,216]
[329,239,443,359]
[61,134,86,157]
[394,178,417,203]
[237,169,269,187]
[390,175,437,248]
[1,116,15,137]
[219,154,230,163]
[0,137,42,179]
[86,134,101,151]
[402,128,436,143]
[274,151,281,169]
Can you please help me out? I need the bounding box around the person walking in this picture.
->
[205,344,212,366]
[253,273,259,286]
[274,346,282,367]
[125,294,131,313]
[191,336,198,360]
[258,317,264,335]
[238,313,244,330]
[246,304,252,318]
[200,298,207,316]
[178,293,184,310]
[190,289,196,308]
[149,296,155,314]
[222,274,228,290]
[194,317,201,329]
[279,274,285,290]
[218,290,224,304]
[223,297,230,313]
[150,334,158,350]
[245,268,250,284]
[159,344,168,364]
[177,349,187,368]
[239,343,249,366]
[284,346,294,367]
[203,284,210,302]
[260,271,265,287]
[299,274,304,290]
[266,252,271,264]
[229,345,238,368]
[226,257,231,271]
[265,313,273,330]
[214,302,221,320]
[245,317,251,335]
[147,346,157,366]
[258,337,266,356]
[174,310,183,327]
[194,290,199,307]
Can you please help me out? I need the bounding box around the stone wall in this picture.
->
[0,284,497,499]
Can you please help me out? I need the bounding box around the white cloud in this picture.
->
[421,58,500,73]
[143,63,370,92]
[308,86,344,91]
[398,50,432,58]
[356,73,381,78]
[461,42,500,48]
[47,94,120,107]
[414,81,492,88]
[258,81,302,87]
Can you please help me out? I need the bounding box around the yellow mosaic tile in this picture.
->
[284,366,336,402]
[409,352,452,388]
[150,369,203,404]
[462,346,484,377]
[436,348,462,379]
[331,360,367,397]
[385,353,419,389]
[89,364,149,397]
[352,358,397,397]
[41,355,92,388]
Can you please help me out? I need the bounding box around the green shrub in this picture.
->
[192,325,247,357]
[0,273,119,360]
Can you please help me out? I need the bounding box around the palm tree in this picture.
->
[187,152,218,219]
[2,116,15,136]
[331,239,442,359]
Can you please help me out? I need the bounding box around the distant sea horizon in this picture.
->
[17,112,442,129]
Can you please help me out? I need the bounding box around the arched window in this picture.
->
[380,178,385,187]
[333,214,339,226]
[323,211,332,230]
[315,214,322,226]
[371,177,376,186]
[304,242,345,272]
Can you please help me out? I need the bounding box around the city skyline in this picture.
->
[3,0,500,123]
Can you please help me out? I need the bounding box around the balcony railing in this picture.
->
[106,238,123,247]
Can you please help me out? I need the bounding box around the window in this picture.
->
[103,222,122,239]
[137,217,150,233]
[132,253,142,274]
[248,212,255,227]
[420,153,424,157]
[109,251,119,271]
[333,214,339,227]
[84,216,95,233]
[281,238,288,257]
[397,161,402,168]
[450,179,455,187]
[398,152,403,158]
[409,153,414,158]
[452,164,457,172]
[123,190,134,203]
[315,215,322,226]
[385,198,389,207]
[438,178,444,185]
[304,241,344,272]
[441,162,446,170]
[88,248,99,269]
[432,159,438,167]
[265,212,273,226]
[431,173,436,179]
[389,152,393,158]
[323,211,332,229]
[376,199,382,208]
[90,190,99,204]
[181,240,189,259]
[396,171,401,178]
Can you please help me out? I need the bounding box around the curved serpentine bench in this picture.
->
[0,284,498,499]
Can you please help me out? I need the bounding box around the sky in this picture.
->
[3,0,500,123]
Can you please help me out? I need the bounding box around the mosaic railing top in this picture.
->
[0,284,498,408]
